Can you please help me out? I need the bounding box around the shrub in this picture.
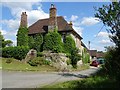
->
[28,57,50,66]
[5,58,13,64]
[70,48,81,68]
[37,52,43,57]
[43,31,63,53]
[2,46,29,60]
[17,27,28,46]
[82,48,90,64]
[64,35,76,54]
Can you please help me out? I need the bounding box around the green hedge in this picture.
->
[2,46,29,60]
[64,35,76,54]
[43,31,63,53]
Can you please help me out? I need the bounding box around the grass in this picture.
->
[42,69,119,88]
[1,58,89,72]
[1,58,57,72]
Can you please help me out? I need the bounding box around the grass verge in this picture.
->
[42,69,119,88]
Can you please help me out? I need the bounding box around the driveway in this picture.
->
[2,66,99,88]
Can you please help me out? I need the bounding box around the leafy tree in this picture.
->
[43,30,63,53]
[17,27,28,46]
[0,31,13,47]
[95,1,120,48]
[4,40,13,47]
[64,35,76,53]
[95,1,120,82]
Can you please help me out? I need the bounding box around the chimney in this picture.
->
[20,12,27,27]
[69,21,73,27]
[49,4,56,18]
[48,4,57,31]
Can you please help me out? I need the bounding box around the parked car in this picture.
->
[97,58,105,64]
[90,60,99,67]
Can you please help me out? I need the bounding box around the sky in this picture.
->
[0,0,115,51]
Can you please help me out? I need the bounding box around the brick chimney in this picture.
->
[20,12,27,27]
[48,4,57,31]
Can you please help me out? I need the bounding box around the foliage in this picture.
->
[95,2,120,48]
[37,52,43,57]
[28,57,50,66]
[0,31,13,48]
[82,48,90,64]
[2,46,29,60]
[28,36,35,49]
[95,1,120,83]
[104,46,120,77]
[17,27,28,46]
[64,35,76,53]
[43,31,63,53]
[34,34,43,52]
[5,58,13,64]
[70,48,81,68]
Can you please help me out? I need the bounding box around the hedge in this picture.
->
[2,46,29,60]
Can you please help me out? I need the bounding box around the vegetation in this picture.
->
[70,48,81,68]
[43,69,119,88]
[17,27,28,46]
[28,57,51,66]
[43,30,63,53]
[95,1,120,84]
[28,34,43,52]
[0,31,13,48]
[2,46,29,60]
[1,58,56,72]
[64,35,76,53]
[82,48,90,64]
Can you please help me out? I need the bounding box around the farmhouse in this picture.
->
[20,4,87,53]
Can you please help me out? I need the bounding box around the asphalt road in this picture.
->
[2,67,99,88]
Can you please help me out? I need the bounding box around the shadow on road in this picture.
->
[58,72,88,78]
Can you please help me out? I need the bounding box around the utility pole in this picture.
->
[88,41,90,50]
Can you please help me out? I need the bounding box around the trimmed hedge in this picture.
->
[2,46,29,60]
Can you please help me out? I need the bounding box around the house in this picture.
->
[89,50,105,59]
[20,4,87,53]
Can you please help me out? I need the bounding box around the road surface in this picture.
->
[2,67,99,88]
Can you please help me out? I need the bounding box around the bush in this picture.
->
[28,57,50,66]
[37,52,43,57]
[64,35,76,54]
[2,46,29,60]
[82,48,90,64]
[70,48,81,68]
[5,58,13,64]
[43,31,63,53]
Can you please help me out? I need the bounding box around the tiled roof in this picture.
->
[28,16,82,39]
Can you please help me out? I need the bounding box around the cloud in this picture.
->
[99,39,112,44]
[2,2,49,46]
[96,31,110,38]
[81,17,100,26]
[70,15,78,21]
[73,25,83,36]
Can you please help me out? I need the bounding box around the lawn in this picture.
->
[1,58,57,72]
[1,58,89,72]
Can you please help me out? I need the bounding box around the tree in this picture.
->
[95,1,120,48]
[17,27,28,46]
[28,36,35,49]
[95,1,120,82]
[0,31,13,48]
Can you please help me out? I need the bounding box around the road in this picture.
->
[2,67,99,88]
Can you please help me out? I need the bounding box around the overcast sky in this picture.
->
[0,0,115,51]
